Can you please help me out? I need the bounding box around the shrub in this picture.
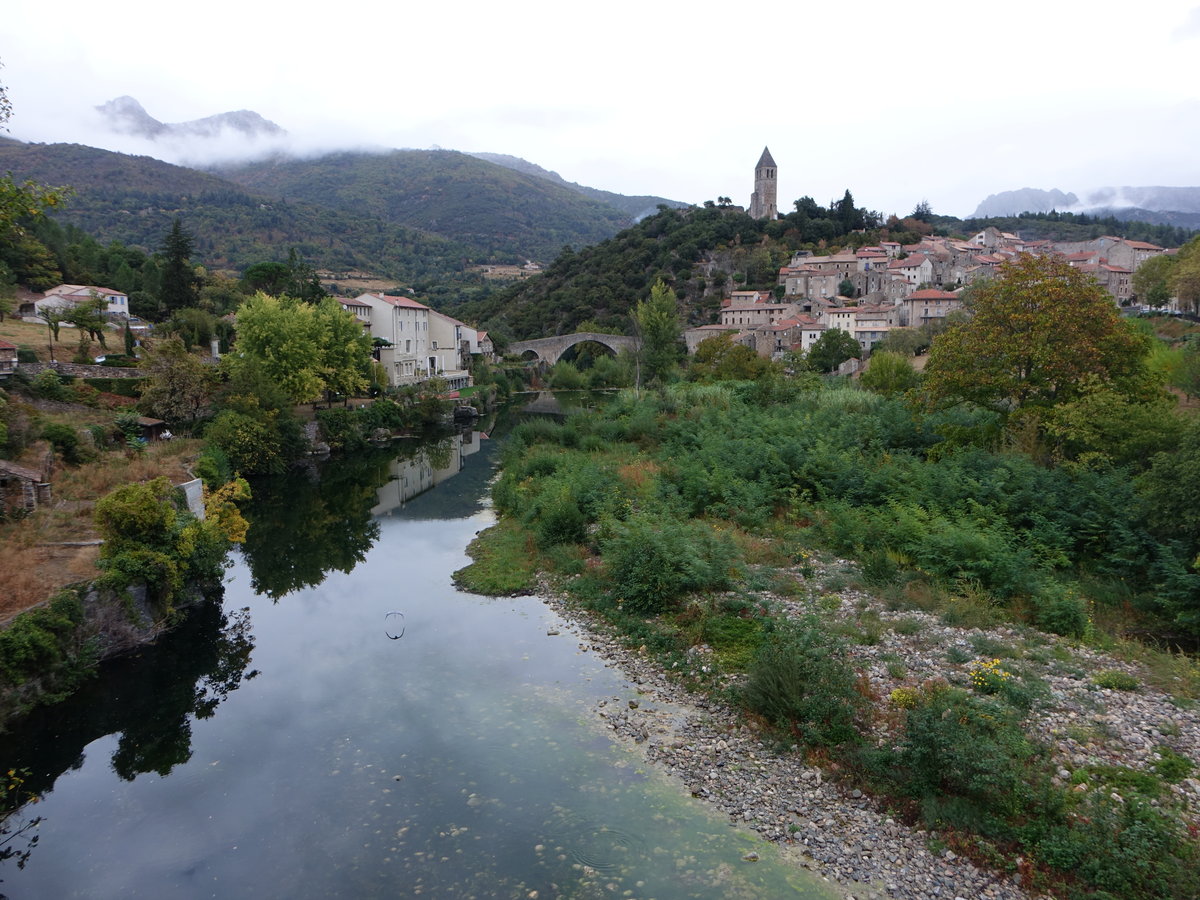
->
[0,591,85,687]
[741,616,866,748]
[1031,583,1089,638]
[31,368,68,401]
[898,686,1046,831]
[1092,669,1140,691]
[42,422,88,464]
[601,513,737,614]
[16,348,38,363]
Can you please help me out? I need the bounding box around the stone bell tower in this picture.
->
[749,146,778,220]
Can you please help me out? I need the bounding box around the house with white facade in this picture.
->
[23,284,130,320]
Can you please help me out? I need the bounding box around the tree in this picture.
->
[689,333,776,382]
[67,292,109,349]
[922,255,1154,416]
[806,329,861,373]
[1171,341,1200,400]
[838,278,855,299]
[159,219,199,315]
[1132,253,1177,308]
[230,292,370,404]
[859,351,919,396]
[874,327,928,357]
[313,297,372,401]
[1170,234,1200,315]
[229,293,324,402]
[137,337,215,431]
[911,200,933,223]
[632,279,681,387]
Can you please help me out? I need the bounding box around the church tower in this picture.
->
[749,146,777,220]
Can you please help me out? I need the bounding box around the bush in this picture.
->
[31,368,67,401]
[898,686,1046,832]
[740,616,866,748]
[16,348,38,363]
[42,422,88,464]
[1092,669,1140,691]
[1031,583,1090,638]
[601,513,737,614]
[0,591,85,687]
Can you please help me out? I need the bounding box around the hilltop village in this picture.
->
[685,148,1173,366]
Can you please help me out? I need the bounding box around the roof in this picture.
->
[0,459,47,482]
[906,289,960,300]
[370,293,430,310]
[756,146,776,169]
[1123,240,1164,251]
[0,340,17,350]
[338,297,373,308]
[44,284,125,298]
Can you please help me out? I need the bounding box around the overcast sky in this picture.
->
[3,0,1199,218]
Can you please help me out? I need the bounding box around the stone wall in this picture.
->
[18,361,143,379]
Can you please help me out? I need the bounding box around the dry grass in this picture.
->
[0,438,202,621]
[0,318,111,363]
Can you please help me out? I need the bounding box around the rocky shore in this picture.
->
[538,559,1200,900]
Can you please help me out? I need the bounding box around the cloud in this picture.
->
[1174,6,1200,38]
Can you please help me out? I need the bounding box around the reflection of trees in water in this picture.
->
[0,599,255,878]
[239,450,394,600]
[1,769,41,887]
[240,436,468,599]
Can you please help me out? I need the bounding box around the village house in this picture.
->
[428,309,478,390]
[336,296,373,330]
[0,458,52,515]
[0,340,17,376]
[476,331,495,362]
[898,289,963,327]
[685,323,743,355]
[357,292,433,386]
[22,284,130,320]
[887,253,934,287]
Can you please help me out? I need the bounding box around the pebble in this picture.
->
[535,557,1200,900]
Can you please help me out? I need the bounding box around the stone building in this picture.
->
[748,147,778,220]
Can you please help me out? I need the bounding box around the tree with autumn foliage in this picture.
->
[922,255,1156,417]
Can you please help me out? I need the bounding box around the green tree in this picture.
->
[859,351,919,396]
[923,255,1154,416]
[231,292,370,404]
[137,337,214,431]
[1170,235,1200,315]
[313,297,372,400]
[632,279,681,387]
[806,328,861,373]
[66,292,109,349]
[689,333,775,381]
[1133,253,1177,308]
[159,219,199,315]
[874,327,928,356]
[1171,342,1200,400]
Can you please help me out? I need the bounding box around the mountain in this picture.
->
[972,188,1079,218]
[0,138,470,281]
[973,185,1200,228]
[215,149,642,263]
[468,152,686,221]
[95,96,286,142]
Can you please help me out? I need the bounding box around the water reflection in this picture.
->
[0,596,255,878]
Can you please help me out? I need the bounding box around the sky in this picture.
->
[3,0,1200,219]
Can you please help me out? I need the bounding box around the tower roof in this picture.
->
[756,146,776,169]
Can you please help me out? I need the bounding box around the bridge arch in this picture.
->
[508,332,639,366]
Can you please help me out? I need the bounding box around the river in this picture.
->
[0,395,835,899]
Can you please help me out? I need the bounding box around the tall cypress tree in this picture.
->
[159,218,199,316]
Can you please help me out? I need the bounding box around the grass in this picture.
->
[453,518,539,595]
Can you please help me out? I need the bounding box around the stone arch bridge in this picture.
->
[508,332,639,366]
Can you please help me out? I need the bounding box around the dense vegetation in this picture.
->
[218,149,636,263]
[457,376,1200,899]
[0,138,474,281]
[951,210,1195,249]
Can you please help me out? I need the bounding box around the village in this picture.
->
[685,148,1175,366]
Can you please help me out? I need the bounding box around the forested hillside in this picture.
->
[0,139,472,281]
[451,201,1199,343]
[217,149,634,263]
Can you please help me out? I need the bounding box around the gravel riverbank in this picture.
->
[538,560,1200,900]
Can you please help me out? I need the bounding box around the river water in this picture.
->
[0,396,834,899]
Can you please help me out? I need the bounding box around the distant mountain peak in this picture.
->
[95,96,287,143]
